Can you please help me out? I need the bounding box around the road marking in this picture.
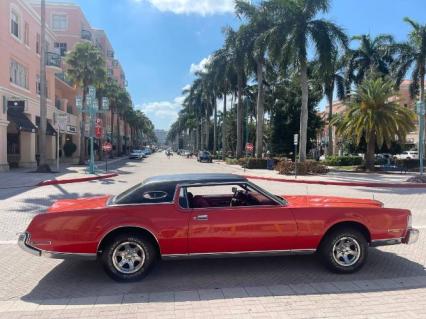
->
[0,241,16,245]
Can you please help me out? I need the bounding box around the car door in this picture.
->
[186,184,298,254]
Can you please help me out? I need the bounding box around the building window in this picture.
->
[52,14,68,31]
[36,33,40,54]
[10,59,29,89]
[24,22,29,45]
[10,10,20,39]
[54,42,67,56]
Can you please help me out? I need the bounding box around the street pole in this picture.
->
[417,101,425,175]
[56,128,59,172]
[294,134,299,179]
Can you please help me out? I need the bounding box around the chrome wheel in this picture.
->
[112,241,145,274]
[332,236,361,267]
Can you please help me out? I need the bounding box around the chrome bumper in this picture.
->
[17,232,41,256]
[403,228,420,245]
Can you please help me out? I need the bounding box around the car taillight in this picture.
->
[407,214,412,229]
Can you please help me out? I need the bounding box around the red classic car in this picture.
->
[18,173,419,282]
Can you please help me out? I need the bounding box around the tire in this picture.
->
[318,227,368,273]
[101,233,157,282]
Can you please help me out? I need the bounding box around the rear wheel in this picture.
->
[319,228,368,273]
[101,233,157,282]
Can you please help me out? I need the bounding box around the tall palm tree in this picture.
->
[346,34,396,85]
[332,75,416,171]
[267,0,348,161]
[116,90,131,155]
[66,42,106,164]
[236,0,270,158]
[224,26,249,158]
[393,18,426,102]
[317,50,347,155]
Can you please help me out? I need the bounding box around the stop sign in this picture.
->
[245,143,254,152]
[102,142,112,152]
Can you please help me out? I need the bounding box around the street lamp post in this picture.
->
[416,101,425,175]
[76,86,109,174]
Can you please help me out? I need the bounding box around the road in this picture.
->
[0,153,425,318]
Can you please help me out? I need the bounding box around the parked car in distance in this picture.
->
[143,148,152,156]
[395,151,419,160]
[19,173,418,282]
[197,151,212,163]
[128,150,144,160]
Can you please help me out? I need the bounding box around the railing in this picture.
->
[81,29,92,41]
[112,59,119,67]
[46,52,61,68]
[107,68,114,78]
[107,50,114,58]
[55,72,74,87]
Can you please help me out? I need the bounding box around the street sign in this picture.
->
[88,86,96,97]
[75,96,82,109]
[102,97,109,110]
[294,134,299,145]
[102,142,112,152]
[95,126,103,138]
[245,143,254,152]
[96,118,102,126]
[56,112,68,131]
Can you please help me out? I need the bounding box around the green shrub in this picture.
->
[63,141,77,157]
[276,160,328,175]
[244,158,268,169]
[324,156,363,166]
[225,158,240,165]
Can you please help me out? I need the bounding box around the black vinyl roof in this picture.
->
[143,173,247,186]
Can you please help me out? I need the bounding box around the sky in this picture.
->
[58,0,426,130]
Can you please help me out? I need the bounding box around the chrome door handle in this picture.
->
[194,214,208,221]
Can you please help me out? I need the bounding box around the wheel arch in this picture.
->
[97,226,161,256]
[319,221,371,248]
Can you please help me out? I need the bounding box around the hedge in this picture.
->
[324,156,363,166]
[276,160,329,175]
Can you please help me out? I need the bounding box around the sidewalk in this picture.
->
[0,156,127,188]
[214,160,421,186]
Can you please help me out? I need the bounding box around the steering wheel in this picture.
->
[230,190,248,207]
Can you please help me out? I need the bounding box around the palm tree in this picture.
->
[393,18,426,103]
[66,42,106,164]
[266,0,348,161]
[346,34,396,85]
[116,90,132,155]
[317,50,347,155]
[235,0,270,158]
[332,74,416,171]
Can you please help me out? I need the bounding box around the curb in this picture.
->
[244,175,426,188]
[36,173,118,186]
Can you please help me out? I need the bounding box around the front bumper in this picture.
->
[403,228,420,245]
[17,232,41,256]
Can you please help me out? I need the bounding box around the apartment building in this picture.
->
[318,80,422,155]
[0,0,131,171]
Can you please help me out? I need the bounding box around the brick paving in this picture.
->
[0,153,426,318]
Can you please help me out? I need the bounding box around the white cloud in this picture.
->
[182,84,191,91]
[136,96,184,129]
[189,55,211,74]
[134,0,235,15]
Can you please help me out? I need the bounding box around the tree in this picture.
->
[346,34,395,85]
[235,0,271,158]
[266,0,347,161]
[66,42,106,164]
[317,50,347,155]
[332,74,416,171]
[393,18,426,103]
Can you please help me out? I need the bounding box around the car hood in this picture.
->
[46,195,111,213]
[282,195,383,208]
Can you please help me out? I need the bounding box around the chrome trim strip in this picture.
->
[162,249,316,259]
[370,237,403,247]
[18,232,41,257]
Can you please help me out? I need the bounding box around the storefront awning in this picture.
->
[7,110,37,133]
[36,117,57,136]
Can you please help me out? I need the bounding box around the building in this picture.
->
[0,0,132,171]
[318,80,422,155]
[154,129,168,145]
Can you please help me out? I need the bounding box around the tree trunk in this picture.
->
[78,87,87,165]
[213,98,217,155]
[110,109,114,158]
[222,93,227,160]
[299,59,309,162]
[236,74,243,158]
[117,113,121,156]
[205,108,210,150]
[327,91,334,156]
[255,58,265,158]
[365,134,376,171]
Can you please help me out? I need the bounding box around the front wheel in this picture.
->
[318,228,368,273]
[101,234,157,282]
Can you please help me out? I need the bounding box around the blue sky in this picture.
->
[62,0,426,130]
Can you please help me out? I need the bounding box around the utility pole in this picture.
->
[36,0,51,172]
[417,101,425,175]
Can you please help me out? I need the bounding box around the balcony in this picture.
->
[112,59,119,67]
[55,72,74,87]
[81,29,92,41]
[107,50,114,58]
[46,52,61,69]
[107,68,114,78]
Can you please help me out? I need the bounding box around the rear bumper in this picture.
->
[403,228,420,245]
[17,232,96,260]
